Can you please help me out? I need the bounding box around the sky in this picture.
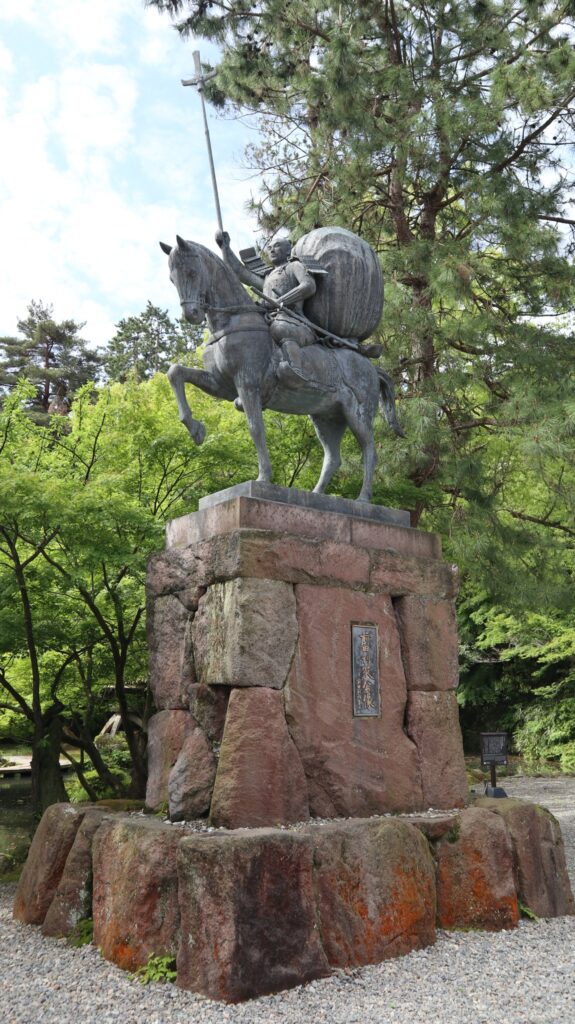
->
[0,0,261,348]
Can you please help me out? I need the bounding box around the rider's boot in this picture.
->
[359,341,383,359]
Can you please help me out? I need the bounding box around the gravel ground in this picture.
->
[1,776,574,1024]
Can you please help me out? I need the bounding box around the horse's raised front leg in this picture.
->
[167,363,223,445]
[235,384,273,483]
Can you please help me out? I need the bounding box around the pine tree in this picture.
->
[149,2,575,753]
[0,300,103,423]
[104,301,203,383]
[148,1,575,540]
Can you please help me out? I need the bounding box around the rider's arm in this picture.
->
[277,260,317,307]
[215,231,264,293]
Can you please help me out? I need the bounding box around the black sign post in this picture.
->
[480,732,508,798]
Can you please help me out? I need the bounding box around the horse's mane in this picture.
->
[183,239,253,307]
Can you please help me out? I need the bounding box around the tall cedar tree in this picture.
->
[104,301,203,383]
[0,301,102,423]
[148,0,575,522]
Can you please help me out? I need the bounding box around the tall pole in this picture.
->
[182,51,224,234]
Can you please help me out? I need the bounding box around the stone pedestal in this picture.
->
[146,482,468,826]
[14,799,574,1002]
[13,486,575,1003]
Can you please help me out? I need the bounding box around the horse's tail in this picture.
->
[377,368,405,437]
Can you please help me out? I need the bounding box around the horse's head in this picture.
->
[160,235,206,323]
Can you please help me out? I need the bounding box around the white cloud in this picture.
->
[0,0,135,55]
[0,39,14,73]
[0,2,263,346]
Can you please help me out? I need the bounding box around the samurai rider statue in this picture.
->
[215,231,383,408]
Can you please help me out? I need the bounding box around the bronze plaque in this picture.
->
[351,624,380,717]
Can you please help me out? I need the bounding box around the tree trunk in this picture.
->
[31,711,68,819]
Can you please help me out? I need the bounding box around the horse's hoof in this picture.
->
[192,420,206,445]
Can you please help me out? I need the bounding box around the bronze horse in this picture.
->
[161,235,402,502]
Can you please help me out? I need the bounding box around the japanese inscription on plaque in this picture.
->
[480,732,508,767]
[352,624,380,717]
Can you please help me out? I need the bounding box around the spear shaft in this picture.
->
[182,51,224,233]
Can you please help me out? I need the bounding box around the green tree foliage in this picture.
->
[149,0,575,755]
[0,301,103,423]
[104,302,203,383]
[0,365,324,814]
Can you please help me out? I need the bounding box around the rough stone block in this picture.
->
[176,830,330,1001]
[395,595,459,691]
[308,818,436,967]
[476,797,575,918]
[210,688,309,829]
[351,516,441,558]
[231,532,371,589]
[42,808,107,937]
[145,709,198,810]
[406,691,468,809]
[192,577,298,689]
[187,683,230,744]
[435,807,519,930]
[13,803,85,925]
[408,814,459,842]
[147,593,194,709]
[285,585,423,817]
[92,817,181,971]
[168,726,216,821]
[368,549,457,598]
[167,494,440,561]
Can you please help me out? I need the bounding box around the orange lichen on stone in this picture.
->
[92,817,181,971]
[436,808,519,931]
[309,818,436,968]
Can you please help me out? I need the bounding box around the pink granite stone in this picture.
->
[147,593,194,709]
[369,549,459,598]
[167,496,441,562]
[406,691,468,809]
[176,829,330,1001]
[92,817,181,971]
[308,818,436,966]
[351,516,441,558]
[435,807,519,930]
[187,683,230,743]
[395,595,459,691]
[230,532,371,589]
[285,585,423,817]
[145,710,199,810]
[192,578,298,688]
[168,726,217,821]
[210,688,310,828]
[42,808,107,937]
[476,797,575,918]
[13,804,85,925]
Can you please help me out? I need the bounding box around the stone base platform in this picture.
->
[147,483,467,826]
[14,799,574,1002]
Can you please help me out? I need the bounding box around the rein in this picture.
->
[205,304,272,347]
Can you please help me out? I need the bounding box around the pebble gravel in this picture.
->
[2,776,574,1024]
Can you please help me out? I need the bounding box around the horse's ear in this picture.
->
[176,234,193,252]
[159,241,172,256]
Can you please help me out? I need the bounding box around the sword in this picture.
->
[182,51,224,234]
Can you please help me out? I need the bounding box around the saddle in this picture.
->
[276,343,341,392]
